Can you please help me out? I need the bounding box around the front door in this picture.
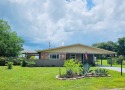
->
[66,53,76,60]
[70,54,76,59]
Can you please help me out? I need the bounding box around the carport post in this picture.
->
[101,55,102,65]
[111,55,112,67]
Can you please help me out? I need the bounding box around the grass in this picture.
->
[0,66,125,90]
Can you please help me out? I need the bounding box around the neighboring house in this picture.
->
[36,44,116,67]
[20,50,39,59]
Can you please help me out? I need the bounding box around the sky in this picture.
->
[0,0,125,50]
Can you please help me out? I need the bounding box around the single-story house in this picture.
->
[36,43,116,67]
[20,50,39,59]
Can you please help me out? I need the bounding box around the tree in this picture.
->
[92,37,125,56]
[117,37,125,56]
[92,41,117,52]
[92,41,117,59]
[0,19,24,57]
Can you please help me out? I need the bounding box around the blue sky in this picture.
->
[0,0,125,50]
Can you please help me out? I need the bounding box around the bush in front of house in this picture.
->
[21,59,36,67]
[6,57,23,66]
[7,61,13,69]
[0,57,26,66]
[21,60,28,67]
[94,68,109,76]
[13,58,21,65]
[64,59,82,74]
[27,61,36,67]
[59,59,84,78]
[65,69,74,78]
[57,60,110,79]
[78,63,84,76]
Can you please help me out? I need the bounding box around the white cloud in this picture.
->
[8,0,36,4]
[4,0,125,49]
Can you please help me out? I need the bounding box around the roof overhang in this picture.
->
[36,44,116,55]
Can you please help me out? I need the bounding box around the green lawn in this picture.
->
[0,66,125,90]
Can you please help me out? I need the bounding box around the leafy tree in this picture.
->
[92,41,117,52]
[117,37,125,56]
[92,41,117,59]
[0,19,24,57]
[92,37,125,56]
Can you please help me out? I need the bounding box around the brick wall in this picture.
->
[41,52,49,60]
[40,52,66,60]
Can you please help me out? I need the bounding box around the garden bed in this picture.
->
[86,73,111,77]
[56,73,111,80]
[56,75,84,80]
[56,59,111,80]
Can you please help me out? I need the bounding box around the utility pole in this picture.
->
[121,38,125,76]
[49,42,50,49]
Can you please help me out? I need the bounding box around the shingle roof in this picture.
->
[36,43,116,54]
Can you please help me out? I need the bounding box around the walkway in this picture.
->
[97,65,125,73]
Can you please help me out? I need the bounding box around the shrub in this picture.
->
[64,59,81,74]
[29,56,37,60]
[60,73,66,78]
[18,57,25,61]
[7,62,13,69]
[0,57,6,66]
[116,57,121,64]
[123,61,125,65]
[61,59,84,78]
[27,61,36,67]
[65,69,73,78]
[107,57,113,64]
[78,63,84,76]
[95,68,108,76]
[13,60,21,65]
[8,57,21,65]
[21,60,28,67]
[12,58,21,65]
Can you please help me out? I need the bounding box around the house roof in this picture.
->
[21,50,37,54]
[36,43,116,54]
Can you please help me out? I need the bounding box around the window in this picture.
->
[70,54,76,59]
[49,53,60,60]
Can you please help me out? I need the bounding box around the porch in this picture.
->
[65,53,95,65]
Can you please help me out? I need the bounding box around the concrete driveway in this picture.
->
[98,66,125,73]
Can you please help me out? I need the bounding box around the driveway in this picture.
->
[97,65,125,73]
